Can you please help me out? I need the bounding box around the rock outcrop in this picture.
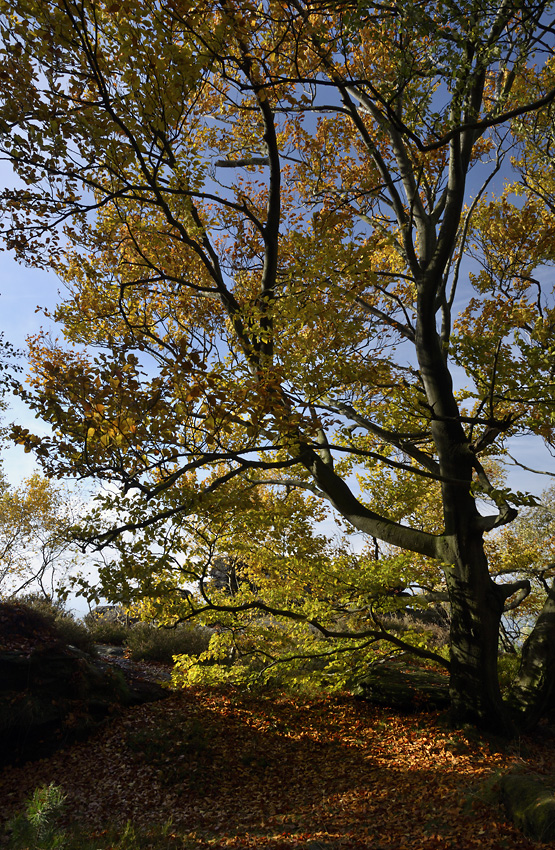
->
[87,604,139,625]
[499,773,555,842]
[0,602,168,765]
[353,660,450,709]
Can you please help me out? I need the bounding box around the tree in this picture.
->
[0,472,85,600]
[2,0,555,732]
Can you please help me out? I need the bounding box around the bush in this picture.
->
[14,594,66,621]
[14,595,97,655]
[54,616,97,654]
[125,622,211,664]
[83,617,129,646]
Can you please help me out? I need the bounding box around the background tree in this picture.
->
[0,472,85,601]
[2,0,555,731]
[484,483,555,646]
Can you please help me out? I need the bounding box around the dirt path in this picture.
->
[95,645,173,683]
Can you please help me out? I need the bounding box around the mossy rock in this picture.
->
[353,662,450,710]
[499,773,555,842]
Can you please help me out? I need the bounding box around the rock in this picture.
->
[0,602,168,766]
[353,661,450,710]
[0,642,129,765]
[499,774,555,842]
[95,644,126,656]
[209,556,258,595]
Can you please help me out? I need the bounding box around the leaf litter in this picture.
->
[0,684,552,849]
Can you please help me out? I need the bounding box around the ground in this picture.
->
[0,660,554,849]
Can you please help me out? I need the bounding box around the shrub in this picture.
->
[53,615,96,654]
[14,593,66,621]
[125,622,211,664]
[13,595,97,655]
[498,652,521,696]
[83,617,129,646]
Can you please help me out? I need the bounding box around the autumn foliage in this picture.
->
[3,0,555,732]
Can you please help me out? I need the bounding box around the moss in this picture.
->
[500,774,555,841]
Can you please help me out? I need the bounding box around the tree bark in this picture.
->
[415,266,514,733]
[444,539,515,734]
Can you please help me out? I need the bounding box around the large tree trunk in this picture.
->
[413,253,518,732]
[415,316,512,729]
[511,580,555,730]
[444,543,515,735]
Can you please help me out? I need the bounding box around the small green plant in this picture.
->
[8,783,67,850]
[113,821,139,850]
[12,818,182,850]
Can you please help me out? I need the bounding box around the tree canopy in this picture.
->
[3,0,555,732]
[0,472,84,600]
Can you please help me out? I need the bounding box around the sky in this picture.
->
[0,255,61,484]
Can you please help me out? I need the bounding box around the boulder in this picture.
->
[209,556,258,595]
[87,604,138,625]
[353,661,450,710]
[499,773,555,842]
[0,602,167,765]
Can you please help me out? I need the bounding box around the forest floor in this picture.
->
[1,660,555,849]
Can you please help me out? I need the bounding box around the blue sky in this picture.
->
[0,254,61,484]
